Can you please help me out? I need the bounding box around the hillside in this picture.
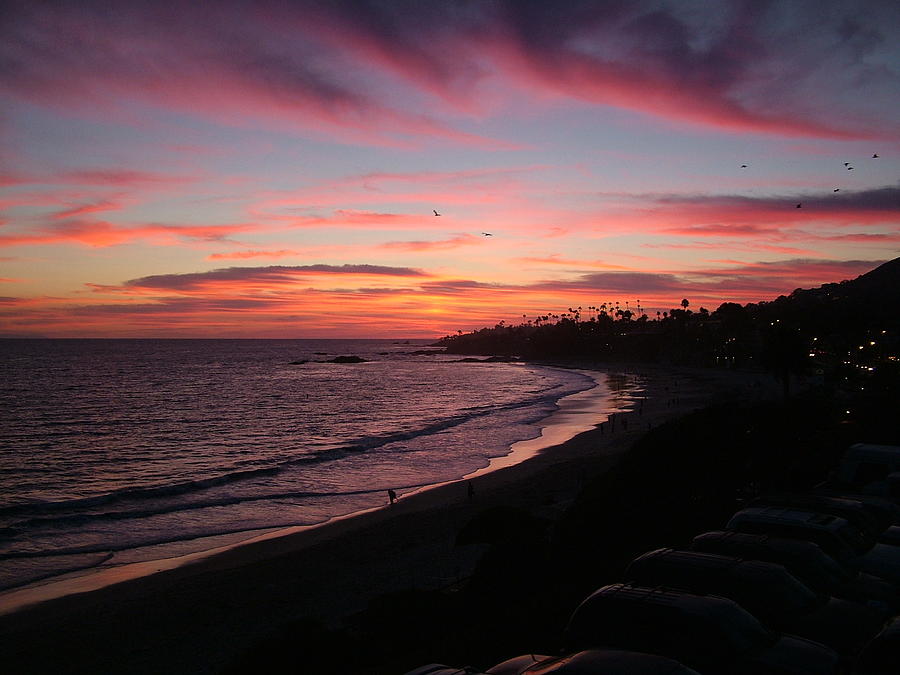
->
[437,258,900,387]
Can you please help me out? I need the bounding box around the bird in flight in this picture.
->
[847,166,854,170]
[796,203,802,208]
[873,153,880,158]
[481,232,493,236]
[834,188,840,192]
[433,209,441,216]
[844,162,850,166]
[740,164,748,168]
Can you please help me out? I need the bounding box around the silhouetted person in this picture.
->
[467,481,475,500]
[388,489,397,505]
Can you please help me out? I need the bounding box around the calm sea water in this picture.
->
[0,339,606,591]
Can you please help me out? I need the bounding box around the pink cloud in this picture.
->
[207,249,301,260]
[52,198,127,220]
[5,2,892,145]
[0,4,508,149]
[0,172,34,186]
[514,255,629,269]
[379,234,482,252]
[247,167,545,227]
[0,219,251,248]
[642,241,817,256]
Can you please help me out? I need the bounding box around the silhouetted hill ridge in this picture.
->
[766,257,900,328]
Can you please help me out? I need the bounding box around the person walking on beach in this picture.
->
[388,489,397,505]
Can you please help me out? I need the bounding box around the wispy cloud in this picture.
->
[55,169,197,187]
[115,264,430,292]
[207,249,301,260]
[52,199,128,220]
[0,219,251,248]
[5,2,894,142]
[379,234,481,251]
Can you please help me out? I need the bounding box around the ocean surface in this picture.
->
[0,339,621,593]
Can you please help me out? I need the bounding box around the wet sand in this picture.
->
[0,365,767,674]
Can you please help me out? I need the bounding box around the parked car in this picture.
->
[813,491,900,527]
[404,665,486,675]
[833,443,900,494]
[486,650,701,674]
[748,494,884,539]
[729,506,900,585]
[564,584,838,674]
[690,530,850,592]
[690,530,899,612]
[624,548,886,654]
[727,506,869,562]
[854,615,900,675]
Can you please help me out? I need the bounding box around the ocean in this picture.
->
[0,339,626,595]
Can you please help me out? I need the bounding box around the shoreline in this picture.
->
[0,364,766,674]
[0,367,632,617]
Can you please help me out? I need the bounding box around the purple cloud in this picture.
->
[2,1,897,139]
[121,264,429,290]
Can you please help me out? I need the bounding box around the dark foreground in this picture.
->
[2,369,897,674]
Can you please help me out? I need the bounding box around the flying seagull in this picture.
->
[740,164,748,168]
[844,162,850,166]
[433,209,441,216]
[847,166,854,170]
[873,153,880,158]
[481,232,493,236]
[834,188,840,192]
[796,203,802,208]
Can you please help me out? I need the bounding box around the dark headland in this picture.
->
[1,258,898,674]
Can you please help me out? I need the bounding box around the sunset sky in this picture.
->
[2,0,899,337]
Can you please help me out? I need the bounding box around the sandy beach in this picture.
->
[0,365,768,674]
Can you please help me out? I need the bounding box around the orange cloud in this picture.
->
[378,234,481,251]
[0,220,251,248]
[2,257,889,337]
[52,199,128,220]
